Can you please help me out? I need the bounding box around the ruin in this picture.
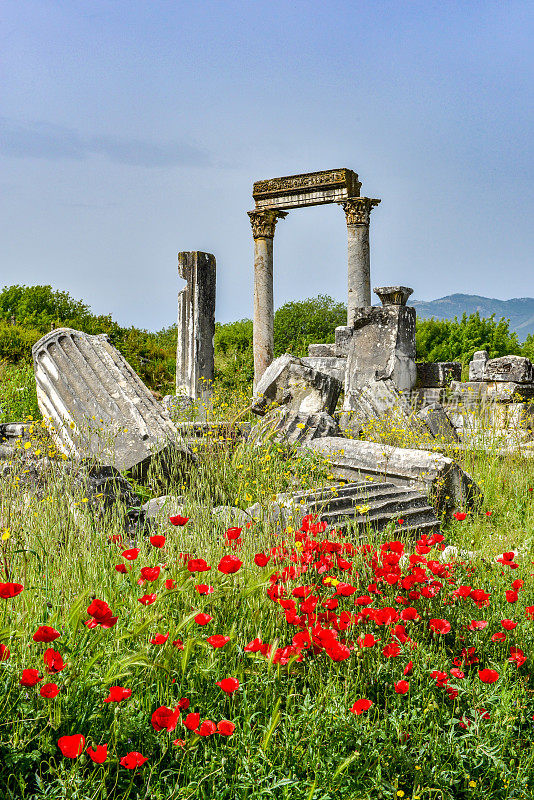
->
[176,251,216,400]
[248,169,380,383]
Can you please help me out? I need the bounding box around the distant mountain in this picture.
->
[412,294,534,340]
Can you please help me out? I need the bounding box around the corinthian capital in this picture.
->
[341,197,381,226]
[247,209,288,239]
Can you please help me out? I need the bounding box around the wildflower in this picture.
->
[0,644,10,661]
[358,634,376,648]
[58,734,85,759]
[177,697,190,710]
[151,705,180,732]
[254,553,270,567]
[468,620,487,631]
[121,548,140,561]
[526,606,534,620]
[195,584,214,595]
[33,626,60,643]
[225,527,242,541]
[140,566,161,582]
[138,593,157,605]
[149,633,169,645]
[403,661,414,676]
[382,643,401,658]
[491,632,506,642]
[501,619,517,631]
[197,719,217,736]
[120,751,148,769]
[165,579,176,589]
[43,649,65,674]
[207,635,230,648]
[216,677,239,695]
[187,558,211,573]
[87,744,108,763]
[173,738,186,747]
[115,564,127,573]
[104,686,132,703]
[509,646,526,667]
[40,683,59,698]
[150,535,166,548]
[217,720,236,736]
[350,699,373,715]
[506,590,519,603]
[194,613,212,625]
[218,555,243,574]
[0,582,24,599]
[394,680,409,694]
[169,515,189,526]
[184,712,200,731]
[453,512,467,521]
[86,599,117,628]
[19,669,42,686]
[450,668,465,679]
[478,668,499,683]
[429,618,451,634]
[172,638,184,649]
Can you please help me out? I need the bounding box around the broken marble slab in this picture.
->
[32,328,193,475]
[251,354,342,417]
[249,408,340,445]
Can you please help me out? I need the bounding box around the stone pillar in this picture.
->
[248,209,287,385]
[176,251,216,400]
[341,197,381,324]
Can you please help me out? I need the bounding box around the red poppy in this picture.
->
[491,632,506,642]
[195,584,214,595]
[512,579,524,590]
[0,582,24,599]
[254,553,270,567]
[151,705,180,732]
[165,579,175,590]
[225,527,242,541]
[149,633,169,645]
[478,668,499,683]
[43,648,65,674]
[207,635,230,648]
[453,512,467,521]
[58,734,85,759]
[394,680,409,695]
[403,661,414,676]
[169,515,189,526]
[218,555,243,574]
[86,599,115,626]
[33,626,61,643]
[509,646,526,667]
[350,699,373,715]
[0,644,10,661]
[525,606,534,619]
[40,682,59,698]
[104,686,132,703]
[120,751,148,769]
[217,720,236,736]
[468,620,488,631]
[506,590,519,603]
[138,593,157,605]
[184,712,200,731]
[450,668,465,679]
[382,643,401,658]
[140,566,161,582]
[177,697,190,710]
[198,719,216,736]
[326,642,351,661]
[115,564,127,573]
[355,595,374,606]
[187,558,211,573]
[194,613,212,625]
[428,618,451,634]
[19,669,42,686]
[216,677,239,695]
[172,638,184,649]
[150,535,166,548]
[358,634,376,648]
[173,738,186,747]
[87,744,108,763]
[400,607,420,622]
[335,583,357,597]
[501,619,517,631]
[121,548,140,560]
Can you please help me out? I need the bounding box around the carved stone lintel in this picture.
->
[248,209,288,239]
[341,197,381,226]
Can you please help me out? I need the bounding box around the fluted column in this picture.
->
[341,197,381,324]
[248,209,287,385]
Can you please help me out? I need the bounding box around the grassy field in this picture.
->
[1,370,534,800]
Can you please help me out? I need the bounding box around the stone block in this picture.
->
[251,354,342,417]
[250,408,340,445]
[301,356,346,384]
[305,437,482,511]
[416,361,462,388]
[410,388,448,408]
[176,251,216,400]
[32,327,193,473]
[416,403,459,442]
[343,305,416,398]
[468,350,489,381]
[334,325,354,355]
[307,343,337,358]
[340,378,424,437]
[484,355,534,384]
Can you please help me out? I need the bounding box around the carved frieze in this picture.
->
[247,210,288,239]
[342,197,381,225]
[252,168,361,210]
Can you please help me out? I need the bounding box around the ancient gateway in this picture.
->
[248,168,380,383]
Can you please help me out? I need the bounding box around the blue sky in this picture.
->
[1,0,533,329]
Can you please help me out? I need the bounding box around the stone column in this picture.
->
[176,251,216,400]
[248,209,287,385]
[341,197,381,324]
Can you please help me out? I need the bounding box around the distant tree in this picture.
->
[273,295,346,357]
[415,313,521,364]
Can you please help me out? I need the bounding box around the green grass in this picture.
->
[1,400,534,800]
